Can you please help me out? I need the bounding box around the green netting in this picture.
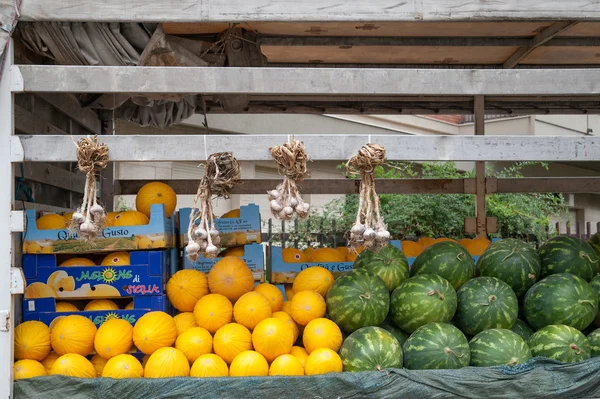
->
[14,357,600,399]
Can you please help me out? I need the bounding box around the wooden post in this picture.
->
[474,95,487,237]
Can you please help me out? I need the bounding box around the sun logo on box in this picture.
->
[104,312,119,323]
[101,268,117,284]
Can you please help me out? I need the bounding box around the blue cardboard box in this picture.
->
[22,295,171,327]
[270,241,403,284]
[23,250,173,299]
[183,243,265,282]
[23,204,175,254]
[178,204,261,248]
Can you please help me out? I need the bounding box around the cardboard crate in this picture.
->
[183,243,265,282]
[270,241,403,284]
[178,204,261,248]
[23,204,175,254]
[23,250,174,299]
[22,295,171,327]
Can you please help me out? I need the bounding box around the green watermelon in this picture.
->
[411,242,474,289]
[325,269,390,333]
[510,319,534,342]
[588,328,600,357]
[455,277,518,336]
[590,275,600,327]
[476,239,541,296]
[390,274,457,333]
[529,324,591,363]
[538,236,599,282]
[403,322,470,370]
[588,233,600,259]
[339,326,403,371]
[524,273,597,331]
[354,244,410,292]
[379,319,409,347]
[468,328,532,367]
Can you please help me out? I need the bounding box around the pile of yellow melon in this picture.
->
[404,236,492,257]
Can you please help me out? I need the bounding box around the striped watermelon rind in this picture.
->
[325,269,390,333]
[524,273,597,331]
[590,276,600,327]
[538,236,599,282]
[339,326,403,372]
[354,244,410,292]
[390,274,457,333]
[588,328,600,357]
[510,319,535,342]
[476,238,541,296]
[403,322,470,370]
[455,276,518,336]
[379,319,409,348]
[529,324,591,363]
[411,242,475,290]
[588,233,600,260]
[469,328,532,367]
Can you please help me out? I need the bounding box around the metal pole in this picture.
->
[0,39,16,398]
[474,95,487,237]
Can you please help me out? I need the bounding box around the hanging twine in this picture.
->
[346,144,390,250]
[186,152,241,261]
[268,138,311,220]
[70,136,110,241]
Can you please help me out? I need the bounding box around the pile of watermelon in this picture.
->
[324,235,600,372]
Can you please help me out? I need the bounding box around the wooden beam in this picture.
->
[16,162,86,194]
[473,95,487,236]
[14,105,67,135]
[18,1,600,22]
[116,178,476,195]
[489,177,600,193]
[34,93,101,134]
[503,21,580,68]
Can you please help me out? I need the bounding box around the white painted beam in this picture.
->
[17,134,600,162]
[18,0,600,22]
[11,65,600,96]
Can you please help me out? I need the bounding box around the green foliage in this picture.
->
[287,162,565,244]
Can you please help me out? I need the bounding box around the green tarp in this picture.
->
[14,358,600,399]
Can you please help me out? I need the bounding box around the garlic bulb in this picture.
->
[79,222,94,233]
[72,212,85,224]
[205,244,218,256]
[268,190,281,200]
[283,206,294,216]
[209,228,219,238]
[186,241,201,253]
[289,197,299,208]
[376,230,390,241]
[270,200,283,212]
[351,224,366,235]
[193,227,208,240]
[363,228,376,241]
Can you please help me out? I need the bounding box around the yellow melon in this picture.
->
[52,276,75,295]
[193,294,233,334]
[289,346,309,368]
[94,318,133,359]
[208,257,255,302]
[102,354,144,379]
[292,266,334,297]
[36,214,67,230]
[55,302,79,312]
[269,354,304,376]
[113,211,149,227]
[303,318,343,353]
[84,299,119,311]
[24,282,55,299]
[144,347,190,378]
[26,243,42,254]
[105,212,120,227]
[465,236,492,256]
[335,247,349,259]
[46,271,68,289]
[304,247,315,259]
[282,248,308,263]
[253,283,284,313]
[135,182,177,218]
[281,301,292,315]
[174,312,197,336]
[167,269,209,312]
[59,258,96,267]
[401,240,423,258]
[40,352,59,374]
[14,321,51,361]
[290,290,326,326]
[305,348,342,375]
[272,311,299,343]
[284,284,294,301]
[175,327,213,363]
[251,318,294,363]
[220,246,245,257]
[229,351,268,377]
[233,292,272,331]
[50,315,97,356]
[458,238,472,249]
[309,248,345,263]
[90,354,109,377]
[132,311,177,355]
[190,354,229,378]
[50,353,96,378]
[14,359,47,380]
[417,237,435,249]
[220,209,240,219]
[100,252,130,266]
[212,323,253,364]
[125,301,134,310]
